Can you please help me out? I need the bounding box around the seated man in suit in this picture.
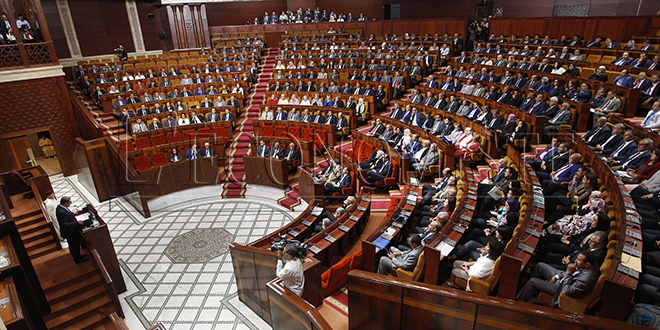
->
[581,116,611,148]
[314,158,342,184]
[542,231,608,272]
[324,167,352,196]
[256,140,270,158]
[199,142,215,158]
[56,197,89,264]
[185,144,200,160]
[366,118,386,137]
[283,143,299,167]
[190,111,206,125]
[148,118,161,130]
[538,153,582,186]
[528,137,559,165]
[516,251,600,308]
[270,141,285,160]
[222,109,235,127]
[595,123,625,155]
[132,118,148,134]
[377,235,423,275]
[602,129,637,162]
[367,154,392,185]
[532,142,570,174]
[207,108,221,122]
[542,102,572,143]
[412,142,439,173]
[360,149,385,170]
[591,90,621,126]
[610,138,654,171]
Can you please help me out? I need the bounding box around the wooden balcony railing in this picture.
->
[0,41,58,69]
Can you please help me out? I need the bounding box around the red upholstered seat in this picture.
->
[288,126,300,139]
[300,128,313,142]
[151,152,168,167]
[375,160,398,188]
[119,141,135,154]
[135,137,151,150]
[321,255,353,297]
[166,131,183,143]
[274,126,287,137]
[197,128,213,142]
[314,130,327,152]
[182,129,196,142]
[151,134,167,146]
[350,250,363,270]
[261,126,274,137]
[133,155,152,171]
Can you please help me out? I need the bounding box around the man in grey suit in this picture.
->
[413,143,439,172]
[591,91,621,127]
[377,235,423,274]
[543,102,572,143]
[516,251,600,307]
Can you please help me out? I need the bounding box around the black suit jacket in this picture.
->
[546,152,570,172]
[56,205,79,239]
[601,134,624,155]
[582,125,611,147]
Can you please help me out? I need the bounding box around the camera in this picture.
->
[270,235,308,259]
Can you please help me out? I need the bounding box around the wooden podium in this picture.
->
[244,156,290,189]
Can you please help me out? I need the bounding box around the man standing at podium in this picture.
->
[56,197,88,264]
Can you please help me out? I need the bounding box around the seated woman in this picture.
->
[267,94,278,105]
[454,223,514,261]
[170,148,182,162]
[563,63,580,77]
[545,172,598,219]
[310,93,322,106]
[289,94,300,105]
[274,60,286,70]
[299,95,311,106]
[504,120,527,146]
[277,94,289,105]
[548,78,565,96]
[455,133,481,159]
[551,61,566,75]
[164,101,175,112]
[175,100,186,111]
[178,113,190,126]
[259,107,274,120]
[447,239,505,291]
[108,86,119,94]
[475,198,520,229]
[443,123,464,144]
[543,191,606,237]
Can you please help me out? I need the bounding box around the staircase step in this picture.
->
[21,226,52,243]
[28,244,58,259]
[230,165,245,172]
[25,235,56,251]
[44,296,114,330]
[229,157,243,164]
[233,142,250,149]
[13,210,42,222]
[48,284,108,319]
[15,213,46,228]
[46,271,103,305]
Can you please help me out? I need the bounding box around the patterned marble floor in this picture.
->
[49,174,301,330]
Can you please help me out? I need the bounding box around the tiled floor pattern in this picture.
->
[49,174,301,330]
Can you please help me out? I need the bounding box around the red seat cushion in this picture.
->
[135,137,151,150]
[321,256,353,297]
[151,153,168,167]
[151,134,167,146]
[134,155,152,171]
[262,126,274,137]
[119,141,135,153]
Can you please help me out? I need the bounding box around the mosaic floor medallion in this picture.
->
[165,228,234,263]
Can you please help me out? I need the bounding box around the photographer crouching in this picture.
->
[114,44,128,61]
[276,243,305,296]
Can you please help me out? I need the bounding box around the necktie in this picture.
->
[554,163,571,178]
[587,127,601,142]
[611,141,628,158]
[601,99,612,110]
[635,80,643,88]
[648,84,657,95]
[498,93,507,102]
[650,63,657,70]
[643,112,657,127]
[623,152,644,167]
[529,102,539,113]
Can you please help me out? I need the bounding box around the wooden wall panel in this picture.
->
[544,19,559,38]
[521,19,546,36]
[68,0,133,57]
[205,0,287,27]
[316,0,384,21]
[446,19,467,36]
[40,0,71,59]
[365,20,383,38]
[136,0,170,52]
[392,20,409,36]
[510,19,523,37]
[489,19,511,36]
[0,77,79,176]
[348,275,403,330]
[596,18,627,41]
[583,18,599,41]
[555,18,585,39]
[402,287,478,330]
[624,17,652,41]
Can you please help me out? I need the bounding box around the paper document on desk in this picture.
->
[487,186,501,200]
[75,213,90,221]
[436,241,454,257]
[621,252,642,272]
[311,207,323,216]
[616,170,633,179]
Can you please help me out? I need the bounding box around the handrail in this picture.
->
[27,179,63,250]
[68,89,105,140]
[108,312,131,330]
[266,278,333,330]
[91,248,125,318]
